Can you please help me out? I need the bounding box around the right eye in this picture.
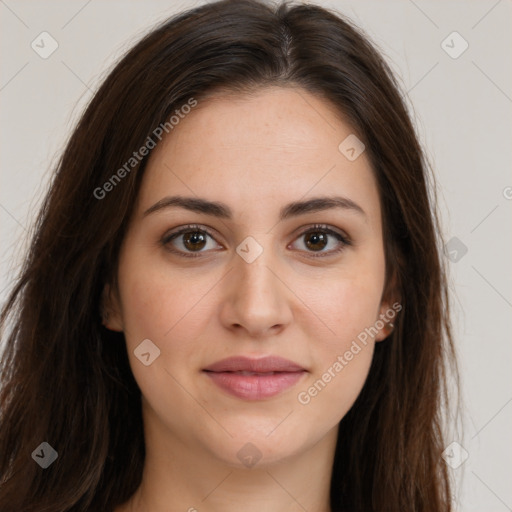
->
[161,224,223,258]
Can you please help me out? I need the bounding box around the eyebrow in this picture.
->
[143,195,366,221]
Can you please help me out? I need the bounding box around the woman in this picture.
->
[0,0,459,510]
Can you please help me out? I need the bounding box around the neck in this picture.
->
[116,404,338,512]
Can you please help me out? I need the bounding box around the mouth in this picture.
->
[207,370,291,376]
[202,356,307,400]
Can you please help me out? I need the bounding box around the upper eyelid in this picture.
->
[162,223,350,247]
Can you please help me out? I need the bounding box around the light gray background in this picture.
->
[1,1,511,510]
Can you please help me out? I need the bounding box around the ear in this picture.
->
[374,272,401,342]
[100,283,124,332]
[374,299,395,342]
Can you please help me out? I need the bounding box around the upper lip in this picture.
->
[203,356,306,373]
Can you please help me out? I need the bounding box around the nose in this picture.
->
[219,239,293,338]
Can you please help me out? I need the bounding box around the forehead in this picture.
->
[137,86,381,222]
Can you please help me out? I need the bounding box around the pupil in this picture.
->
[181,231,328,252]
[184,232,206,251]
[306,232,327,251]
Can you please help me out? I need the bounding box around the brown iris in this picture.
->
[304,231,328,252]
[182,231,207,251]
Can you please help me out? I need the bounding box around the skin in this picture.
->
[107,86,394,512]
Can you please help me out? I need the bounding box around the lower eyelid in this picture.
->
[162,225,350,256]
[292,230,349,257]
[162,227,219,253]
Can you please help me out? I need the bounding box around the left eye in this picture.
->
[290,225,350,257]
[161,224,350,258]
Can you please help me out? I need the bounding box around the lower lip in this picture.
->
[203,370,306,400]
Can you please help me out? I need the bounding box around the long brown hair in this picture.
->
[0,1,458,510]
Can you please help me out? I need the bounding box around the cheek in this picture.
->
[116,262,208,409]
[118,271,170,347]
[309,260,386,349]
[295,268,384,416]
[118,249,197,335]
[117,260,216,368]
[296,289,378,422]
[296,340,373,426]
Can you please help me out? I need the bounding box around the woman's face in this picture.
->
[106,86,392,468]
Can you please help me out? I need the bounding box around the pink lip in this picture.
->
[202,356,307,400]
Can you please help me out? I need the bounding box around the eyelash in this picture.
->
[160,223,352,259]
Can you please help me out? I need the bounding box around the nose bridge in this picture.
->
[235,233,280,300]
[223,233,292,334]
